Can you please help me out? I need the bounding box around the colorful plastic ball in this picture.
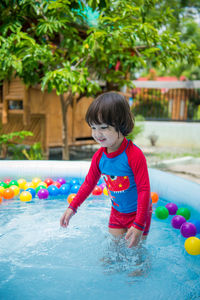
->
[37,182,47,188]
[67,193,76,204]
[92,185,103,196]
[0,181,8,189]
[44,178,54,186]
[37,189,49,199]
[26,188,36,198]
[53,181,61,188]
[171,215,186,229]
[47,185,60,196]
[0,186,5,197]
[3,188,15,200]
[59,184,70,195]
[70,179,79,186]
[176,207,191,220]
[24,182,34,190]
[190,219,200,234]
[32,177,42,188]
[151,192,159,204]
[155,206,169,219]
[184,237,200,255]
[99,183,106,189]
[57,178,66,185]
[8,180,19,187]
[4,179,11,185]
[20,191,32,202]
[36,185,47,194]
[103,187,108,196]
[180,222,197,238]
[70,184,81,194]
[165,203,178,215]
[17,178,27,189]
[0,196,2,204]
[10,185,20,196]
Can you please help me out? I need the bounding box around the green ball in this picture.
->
[35,185,47,193]
[155,206,169,219]
[8,180,19,187]
[176,207,191,220]
[0,181,8,188]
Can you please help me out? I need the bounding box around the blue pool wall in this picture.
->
[0,160,200,212]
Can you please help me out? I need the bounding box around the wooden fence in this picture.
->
[130,81,200,121]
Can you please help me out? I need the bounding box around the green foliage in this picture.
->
[22,142,44,160]
[0,131,33,146]
[127,115,145,141]
[0,0,199,158]
[132,90,169,119]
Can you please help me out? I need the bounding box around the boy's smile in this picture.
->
[90,123,124,153]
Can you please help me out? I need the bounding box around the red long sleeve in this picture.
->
[68,149,103,212]
[127,145,151,231]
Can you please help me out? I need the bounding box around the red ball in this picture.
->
[44,178,54,186]
[53,181,61,188]
[92,186,102,196]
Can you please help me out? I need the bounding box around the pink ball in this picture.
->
[38,188,49,199]
[165,203,178,215]
[171,215,186,229]
[180,222,197,238]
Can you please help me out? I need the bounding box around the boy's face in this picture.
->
[90,123,124,153]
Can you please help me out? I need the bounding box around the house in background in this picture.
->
[0,77,95,158]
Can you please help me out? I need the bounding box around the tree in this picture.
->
[0,0,199,159]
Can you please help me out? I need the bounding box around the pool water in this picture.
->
[0,191,200,300]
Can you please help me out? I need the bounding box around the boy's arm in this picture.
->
[127,145,151,232]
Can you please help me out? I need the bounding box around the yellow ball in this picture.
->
[184,237,200,255]
[36,182,47,188]
[20,191,32,202]
[0,186,5,197]
[24,182,34,189]
[32,178,42,188]
[17,178,27,189]
[10,185,20,196]
[103,187,108,196]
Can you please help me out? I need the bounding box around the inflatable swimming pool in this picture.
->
[0,160,200,300]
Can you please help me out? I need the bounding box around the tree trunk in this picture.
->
[60,93,70,160]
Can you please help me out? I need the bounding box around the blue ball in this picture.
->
[70,178,79,186]
[60,183,71,195]
[70,184,81,194]
[26,188,36,198]
[190,219,200,234]
[47,185,59,196]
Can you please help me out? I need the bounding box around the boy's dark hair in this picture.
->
[85,92,134,136]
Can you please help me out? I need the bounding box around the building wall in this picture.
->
[134,121,200,149]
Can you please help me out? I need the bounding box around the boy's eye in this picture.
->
[100,126,108,130]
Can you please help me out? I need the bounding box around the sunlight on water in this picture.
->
[0,195,200,300]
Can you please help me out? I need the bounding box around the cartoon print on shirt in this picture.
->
[102,174,130,193]
[102,174,131,207]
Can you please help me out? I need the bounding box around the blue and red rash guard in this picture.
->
[69,137,151,232]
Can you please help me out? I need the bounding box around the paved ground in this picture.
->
[143,146,200,185]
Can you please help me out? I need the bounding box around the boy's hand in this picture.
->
[125,226,143,248]
[60,208,74,228]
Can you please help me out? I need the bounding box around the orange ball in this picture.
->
[151,192,159,203]
[3,188,15,200]
[0,196,2,204]
[67,193,76,204]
